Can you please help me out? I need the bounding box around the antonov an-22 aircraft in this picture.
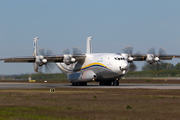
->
[0,37,180,86]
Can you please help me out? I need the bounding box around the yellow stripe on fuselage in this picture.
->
[81,62,110,70]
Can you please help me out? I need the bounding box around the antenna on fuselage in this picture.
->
[86,36,93,54]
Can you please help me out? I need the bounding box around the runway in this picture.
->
[0,82,180,89]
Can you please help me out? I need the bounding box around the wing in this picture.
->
[0,54,86,63]
[121,46,180,62]
[119,53,180,62]
[0,56,36,63]
[130,54,180,61]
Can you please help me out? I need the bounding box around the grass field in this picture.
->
[0,88,180,120]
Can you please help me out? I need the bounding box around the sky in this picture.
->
[0,0,180,75]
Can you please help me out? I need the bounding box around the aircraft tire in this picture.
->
[116,80,119,86]
[99,81,112,86]
[107,81,112,86]
[75,82,79,86]
[79,82,87,86]
[113,80,116,86]
[99,81,104,86]
[72,82,76,86]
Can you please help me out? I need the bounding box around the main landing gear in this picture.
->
[72,82,87,86]
[99,79,119,86]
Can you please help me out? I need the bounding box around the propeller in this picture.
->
[37,48,56,74]
[122,46,133,56]
[145,47,169,73]
[63,47,83,55]
[62,47,83,69]
[122,46,141,72]
[129,63,137,72]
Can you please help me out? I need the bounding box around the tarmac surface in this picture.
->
[0,82,180,89]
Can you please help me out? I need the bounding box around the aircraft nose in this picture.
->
[121,62,128,70]
[119,62,128,74]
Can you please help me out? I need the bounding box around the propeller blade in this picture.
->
[73,47,82,55]
[144,60,169,72]
[157,61,168,70]
[63,48,70,54]
[73,47,78,55]
[37,48,56,74]
[147,47,155,55]
[45,64,52,74]
[122,46,133,55]
[38,48,45,56]
[158,47,166,56]
[135,51,142,55]
[46,49,54,56]
[47,63,56,71]
[38,66,43,74]
[129,62,137,72]
[144,62,156,71]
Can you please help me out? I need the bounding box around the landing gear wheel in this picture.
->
[72,82,76,86]
[116,80,119,86]
[107,81,112,86]
[79,82,87,86]
[99,81,113,86]
[113,80,116,86]
[72,82,87,86]
[113,80,119,86]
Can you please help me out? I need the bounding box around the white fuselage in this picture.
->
[56,53,129,82]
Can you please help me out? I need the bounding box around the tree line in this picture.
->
[141,62,180,71]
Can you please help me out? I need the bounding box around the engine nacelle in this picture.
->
[63,55,76,65]
[35,56,44,65]
[67,70,97,82]
[63,55,71,65]
[146,54,154,64]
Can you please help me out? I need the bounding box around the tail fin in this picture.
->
[86,36,93,54]
[33,37,39,56]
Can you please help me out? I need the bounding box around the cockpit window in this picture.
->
[114,57,125,61]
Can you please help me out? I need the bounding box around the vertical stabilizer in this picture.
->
[33,37,39,56]
[86,36,93,54]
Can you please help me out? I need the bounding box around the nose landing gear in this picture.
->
[113,79,119,86]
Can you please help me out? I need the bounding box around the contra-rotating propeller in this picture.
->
[37,48,56,74]
[122,46,141,72]
[62,47,83,69]
[145,47,169,73]
[63,47,83,55]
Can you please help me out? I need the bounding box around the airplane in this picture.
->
[0,36,180,86]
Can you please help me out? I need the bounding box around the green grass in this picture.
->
[0,88,180,120]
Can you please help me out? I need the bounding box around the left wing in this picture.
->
[0,54,86,63]
[122,54,180,62]
[120,46,180,63]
